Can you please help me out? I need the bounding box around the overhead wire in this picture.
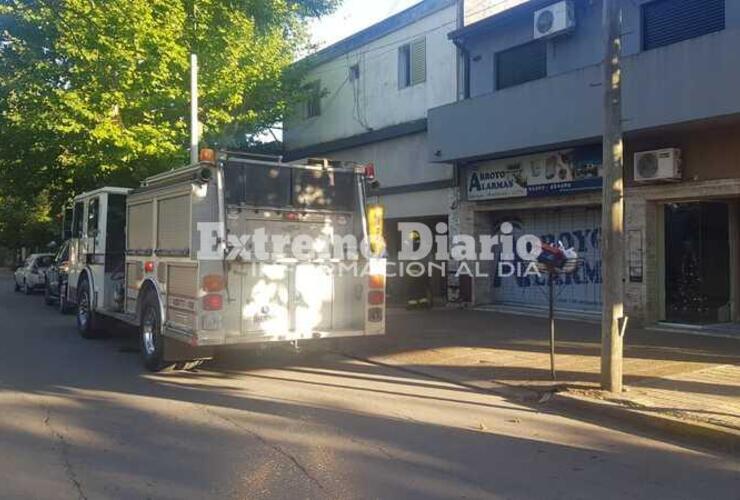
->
[304,0,521,78]
[290,0,529,132]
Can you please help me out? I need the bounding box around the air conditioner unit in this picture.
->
[534,1,576,39]
[634,149,683,182]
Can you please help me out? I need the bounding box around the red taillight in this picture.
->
[144,261,155,273]
[202,274,225,292]
[369,274,385,289]
[202,294,223,311]
[368,290,385,305]
[365,163,376,180]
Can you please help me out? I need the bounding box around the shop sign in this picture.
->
[466,146,603,201]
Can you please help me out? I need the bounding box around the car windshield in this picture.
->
[55,244,69,263]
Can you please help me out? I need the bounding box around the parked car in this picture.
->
[44,241,72,313]
[14,253,54,295]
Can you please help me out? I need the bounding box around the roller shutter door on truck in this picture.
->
[489,206,603,314]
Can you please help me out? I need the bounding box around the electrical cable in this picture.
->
[305,0,521,78]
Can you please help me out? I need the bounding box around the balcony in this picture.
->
[428,28,740,163]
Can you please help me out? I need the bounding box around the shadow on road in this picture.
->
[0,277,738,498]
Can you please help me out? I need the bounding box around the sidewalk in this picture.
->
[339,308,740,452]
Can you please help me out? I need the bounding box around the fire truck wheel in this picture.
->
[140,294,172,372]
[77,278,102,339]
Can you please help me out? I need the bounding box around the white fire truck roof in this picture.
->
[73,186,132,202]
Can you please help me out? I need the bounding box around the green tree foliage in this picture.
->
[0,0,336,249]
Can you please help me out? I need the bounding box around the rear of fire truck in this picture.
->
[195,152,386,348]
[124,151,385,371]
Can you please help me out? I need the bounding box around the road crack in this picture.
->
[199,406,328,495]
[43,407,88,500]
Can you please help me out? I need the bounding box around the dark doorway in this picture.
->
[665,202,731,324]
[385,217,448,307]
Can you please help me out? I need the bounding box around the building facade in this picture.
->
[284,0,459,304]
[429,0,740,327]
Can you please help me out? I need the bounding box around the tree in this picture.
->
[0,192,57,258]
[0,0,336,249]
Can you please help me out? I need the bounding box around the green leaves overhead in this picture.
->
[0,0,336,249]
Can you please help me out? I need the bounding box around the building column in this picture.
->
[447,186,476,304]
[624,195,647,325]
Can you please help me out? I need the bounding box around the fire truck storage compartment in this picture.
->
[232,261,365,338]
[157,195,191,257]
[127,201,154,255]
[166,264,198,331]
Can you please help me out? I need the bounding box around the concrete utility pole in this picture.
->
[455,0,466,101]
[601,0,626,393]
[190,53,199,165]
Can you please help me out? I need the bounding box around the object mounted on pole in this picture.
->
[537,243,582,381]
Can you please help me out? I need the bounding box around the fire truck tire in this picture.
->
[77,278,103,339]
[139,293,173,372]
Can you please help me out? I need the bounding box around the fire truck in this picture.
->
[63,151,386,371]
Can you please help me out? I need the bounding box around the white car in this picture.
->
[14,253,54,295]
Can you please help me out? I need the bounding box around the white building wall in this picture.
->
[325,133,452,188]
[322,132,454,218]
[464,0,530,26]
[284,4,458,149]
[284,2,459,219]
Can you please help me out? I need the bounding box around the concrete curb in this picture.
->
[340,351,542,402]
[552,392,740,455]
[343,350,740,455]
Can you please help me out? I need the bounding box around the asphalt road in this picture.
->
[0,276,738,500]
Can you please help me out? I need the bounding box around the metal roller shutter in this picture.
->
[642,0,725,51]
[167,265,198,298]
[127,202,153,253]
[157,195,191,255]
[490,207,603,314]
